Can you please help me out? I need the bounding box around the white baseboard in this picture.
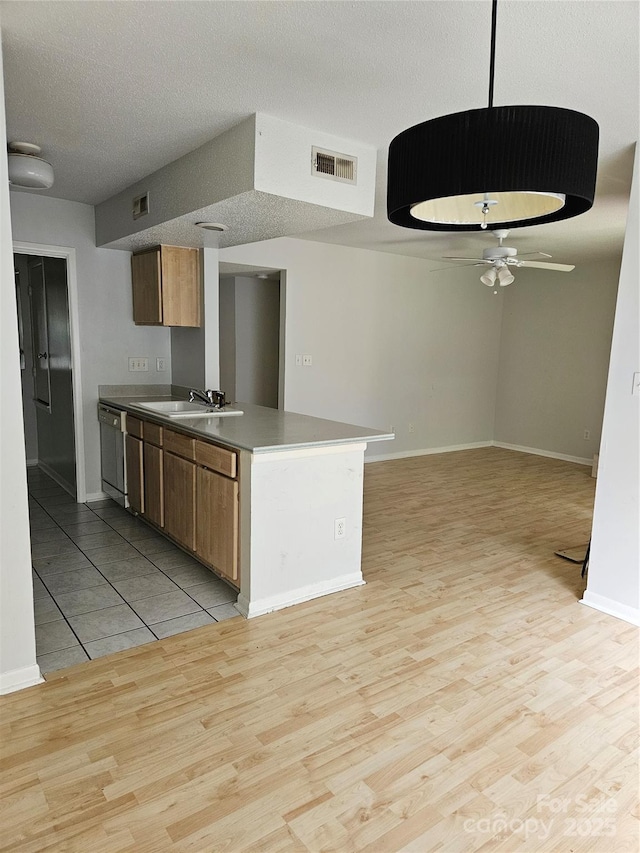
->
[367,440,592,467]
[580,591,640,627]
[37,461,77,497]
[492,442,591,466]
[85,491,111,502]
[366,441,493,463]
[236,573,365,619]
[0,663,44,695]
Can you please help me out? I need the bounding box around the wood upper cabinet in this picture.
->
[196,466,239,583]
[163,450,196,551]
[125,434,144,515]
[131,245,201,327]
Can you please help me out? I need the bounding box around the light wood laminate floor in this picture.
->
[1,448,638,852]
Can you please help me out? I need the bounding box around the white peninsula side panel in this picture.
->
[237,442,367,618]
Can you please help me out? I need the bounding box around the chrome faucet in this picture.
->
[189,388,226,408]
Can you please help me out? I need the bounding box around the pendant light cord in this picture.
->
[488,0,498,109]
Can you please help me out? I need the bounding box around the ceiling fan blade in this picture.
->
[429,261,487,272]
[441,256,486,261]
[518,261,575,272]
[516,251,553,259]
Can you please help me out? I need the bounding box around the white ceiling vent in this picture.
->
[312,147,357,184]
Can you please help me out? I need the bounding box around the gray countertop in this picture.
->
[99,394,394,454]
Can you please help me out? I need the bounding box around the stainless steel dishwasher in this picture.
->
[98,403,128,506]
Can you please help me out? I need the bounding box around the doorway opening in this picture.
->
[14,244,85,501]
[218,267,284,409]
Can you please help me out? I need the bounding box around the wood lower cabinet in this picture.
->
[126,417,239,587]
[125,434,144,515]
[143,443,164,528]
[163,451,196,551]
[196,466,239,583]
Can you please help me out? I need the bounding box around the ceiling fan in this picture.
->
[437,229,575,287]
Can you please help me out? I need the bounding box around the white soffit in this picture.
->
[95,114,376,250]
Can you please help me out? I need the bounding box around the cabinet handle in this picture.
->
[38,352,48,359]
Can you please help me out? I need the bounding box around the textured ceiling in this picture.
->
[2,0,638,266]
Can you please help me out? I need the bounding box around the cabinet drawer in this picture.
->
[195,440,237,479]
[164,428,196,460]
[127,416,143,439]
[144,421,163,447]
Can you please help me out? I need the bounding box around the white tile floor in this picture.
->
[28,468,240,675]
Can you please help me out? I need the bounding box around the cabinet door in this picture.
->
[131,249,162,325]
[125,434,144,514]
[164,451,196,550]
[160,246,200,327]
[196,467,239,583]
[143,443,164,528]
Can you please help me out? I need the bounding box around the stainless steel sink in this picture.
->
[135,401,243,418]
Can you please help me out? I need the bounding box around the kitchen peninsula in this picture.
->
[99,387,393,618]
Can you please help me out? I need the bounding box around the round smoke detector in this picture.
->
[195,222,228,232]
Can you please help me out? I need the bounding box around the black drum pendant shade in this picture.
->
[387,2,599,232]
[387,105,599,231]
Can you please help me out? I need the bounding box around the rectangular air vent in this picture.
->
[132,192,149,220]
[311,147,357,184]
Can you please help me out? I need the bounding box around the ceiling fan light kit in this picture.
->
[440,228,576,288]
[387,0,599,232]
[7,142,54,189]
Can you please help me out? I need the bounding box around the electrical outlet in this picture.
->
[128,357,148,372]
[303,355,313,366]
[156,357,166,372]
[583,429,591,440]
[334,517,346,539]
[295,354,302,366]
[408,422,415,433]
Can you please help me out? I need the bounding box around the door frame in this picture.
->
[13,241,87,503]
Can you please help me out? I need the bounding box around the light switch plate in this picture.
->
[128,357,149,372]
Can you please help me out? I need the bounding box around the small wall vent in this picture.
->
[311,147,357,184]
[132,192,149,220]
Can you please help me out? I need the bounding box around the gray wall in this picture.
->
[219,277,236,401]
[220,237,620,462]
[171,326,205,390]
[221,239,504,455]
[495,260,620,459]
[10,192,173,499]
